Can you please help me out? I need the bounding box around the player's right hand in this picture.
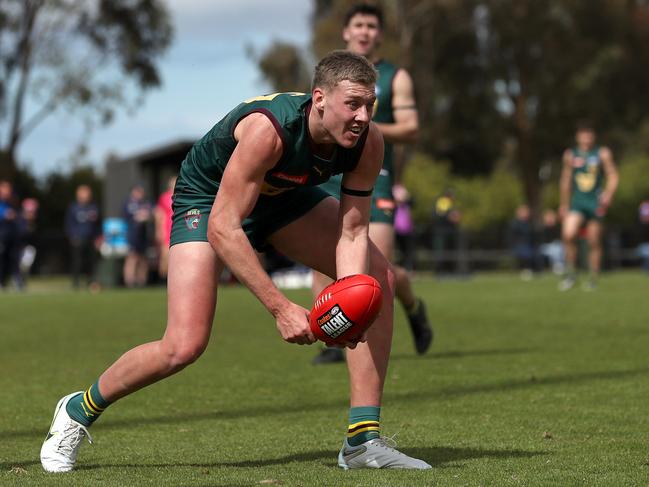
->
[275,302,316,345]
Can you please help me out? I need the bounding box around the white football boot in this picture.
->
[338,436,432,470]
[41,392,93,473]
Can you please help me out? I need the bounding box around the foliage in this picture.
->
[371,144,647,239]
[0,0,173,176]
[250,41,311,94]
[287,1,649,215]
[608,154,649,227]
[254,0,649,238]
[404,152,523,232]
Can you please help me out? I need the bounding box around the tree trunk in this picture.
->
[0,150,17,180]
[513,92,541,219]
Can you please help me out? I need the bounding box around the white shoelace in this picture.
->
[55,421,93,457]
[372,434,405,454]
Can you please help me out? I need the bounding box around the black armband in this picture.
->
[341,185,373,197]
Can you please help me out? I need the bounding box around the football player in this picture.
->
[558,122,618,291]
[312,3,433,365]
[41,50,431,472]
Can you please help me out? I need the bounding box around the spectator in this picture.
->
[638,199,649,273]
[393,184,416,271]
[65,184,101,290]
[0,180,18,290]
[508,204,536,280]
[154,176,176,280]
[431,188,461,273]
[123,184,152,287]
[539,208,564,274]
[14,197,40,289]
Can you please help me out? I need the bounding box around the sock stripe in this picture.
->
[83,390,104,414]
[348,421,380,433]
[347,426,380,437]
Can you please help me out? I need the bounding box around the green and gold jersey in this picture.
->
[570,146,603,208]
[373,60,398,177]
[177,92,368,197]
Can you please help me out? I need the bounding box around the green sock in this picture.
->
[66,381,111,427]
[347,406,381,446]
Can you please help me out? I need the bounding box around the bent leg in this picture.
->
[269,197,395,406]
[98,242,222,402]
[369,223,417,310]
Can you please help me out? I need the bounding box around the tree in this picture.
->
[0,0,173,178]
[255,0,649,217]
[403,0,649,212]
[250,41,311,94]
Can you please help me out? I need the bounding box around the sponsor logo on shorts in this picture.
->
[184,209,202,230]
[376,198,395,210]
[270,172,308,184]
[316,304,353,339]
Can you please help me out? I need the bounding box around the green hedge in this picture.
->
[403,152,649,234]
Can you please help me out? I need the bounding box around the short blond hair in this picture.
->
[312,50,377,91]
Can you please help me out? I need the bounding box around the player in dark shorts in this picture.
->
[312,3,432,365]
[41,50,431,472]
[558,122,619,291]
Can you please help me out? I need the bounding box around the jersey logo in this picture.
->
[572,156,585,168]
[270,172,308,184]
[184,209,202,230]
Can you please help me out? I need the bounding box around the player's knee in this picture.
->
[588,239,601,251]
[163,340,207,372]
[370,251,395,299]
[392,264,409,287]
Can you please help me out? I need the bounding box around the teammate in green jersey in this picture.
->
[40,50,431,472]
[312,3,433,365]
[558,121,619,291]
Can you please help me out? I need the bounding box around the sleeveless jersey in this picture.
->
[570,146,603,206]
[177,92,368,197]
[373,60,398,177]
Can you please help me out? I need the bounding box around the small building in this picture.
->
[103,139,194,217]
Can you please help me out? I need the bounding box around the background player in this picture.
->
[559,122,619,291]
[312,3,432,365]
[41,50,431,472]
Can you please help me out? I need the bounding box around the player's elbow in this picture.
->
[207,216,230,253]
[406,124,419,144]
[397,123,418,145]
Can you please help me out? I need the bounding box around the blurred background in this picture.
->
[1,0,649,287]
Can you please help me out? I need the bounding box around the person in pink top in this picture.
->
[155,176,176,278]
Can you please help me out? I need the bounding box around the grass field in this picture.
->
[1,272,648,486]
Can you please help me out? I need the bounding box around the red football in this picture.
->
[309,274,383,346]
